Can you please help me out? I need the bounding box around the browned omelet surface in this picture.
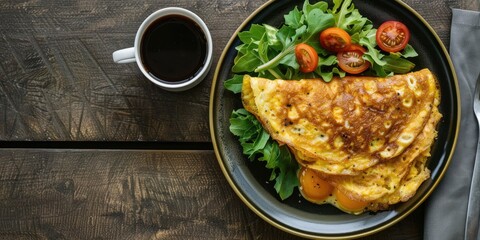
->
[241,69,441,213]
[328,105,441,203]
[242,69,438,175]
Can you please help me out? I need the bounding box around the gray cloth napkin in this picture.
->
[424,8,480,240]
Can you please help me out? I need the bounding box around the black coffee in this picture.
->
[141,15,207,83]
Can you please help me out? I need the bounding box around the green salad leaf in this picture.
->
[233,0,336,80]
[230,0,417,82]
[224,74,244,94]
[229,109,299,200]
[331,0,369,34]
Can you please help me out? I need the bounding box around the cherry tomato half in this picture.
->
[295,43,318,73]
[319,27,351,52]
[376,20,410,53]
[337,44,370,74]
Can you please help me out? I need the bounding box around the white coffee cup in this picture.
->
[112,7,213,92]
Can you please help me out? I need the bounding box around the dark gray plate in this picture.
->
[209,0,460,238]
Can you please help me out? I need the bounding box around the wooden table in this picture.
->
[0,0,477,239]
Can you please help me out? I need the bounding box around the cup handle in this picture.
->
[112,47,136,63]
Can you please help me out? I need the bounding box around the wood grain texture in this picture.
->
[0,149,421,240]
[0,0,265,142]
[0,150,281,239]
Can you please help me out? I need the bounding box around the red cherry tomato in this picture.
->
[295,43,318,73]
[319,27,351,52]
[337,44,370,74]
[376,21,410,52]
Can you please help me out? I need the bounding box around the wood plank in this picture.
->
[0,149,420,239]
[0,0,265,142]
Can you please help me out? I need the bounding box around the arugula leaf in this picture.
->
[261,143,298,200]
[224,75,244,94]
[400,44,419,58]
[264,24,282,51]
[284,6,303,29]
[232,51,263,73]
[331,0,370,34]
[238,24,265,44]
[305,9,334,37]
[303,0,329,16]
[229,109,299,200]
[315,55,344,81]
[276,25,297,48]
[382,54,416,74]
[360,36,386,67]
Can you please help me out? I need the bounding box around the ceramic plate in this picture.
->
[209,0,460,238]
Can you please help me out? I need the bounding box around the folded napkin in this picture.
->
[424,9,480,240]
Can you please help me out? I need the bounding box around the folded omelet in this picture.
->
[242,69,438,175]
[241,69,441,213]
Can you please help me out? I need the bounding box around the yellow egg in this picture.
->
[241,69,442,214]
[299,167,333,202]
